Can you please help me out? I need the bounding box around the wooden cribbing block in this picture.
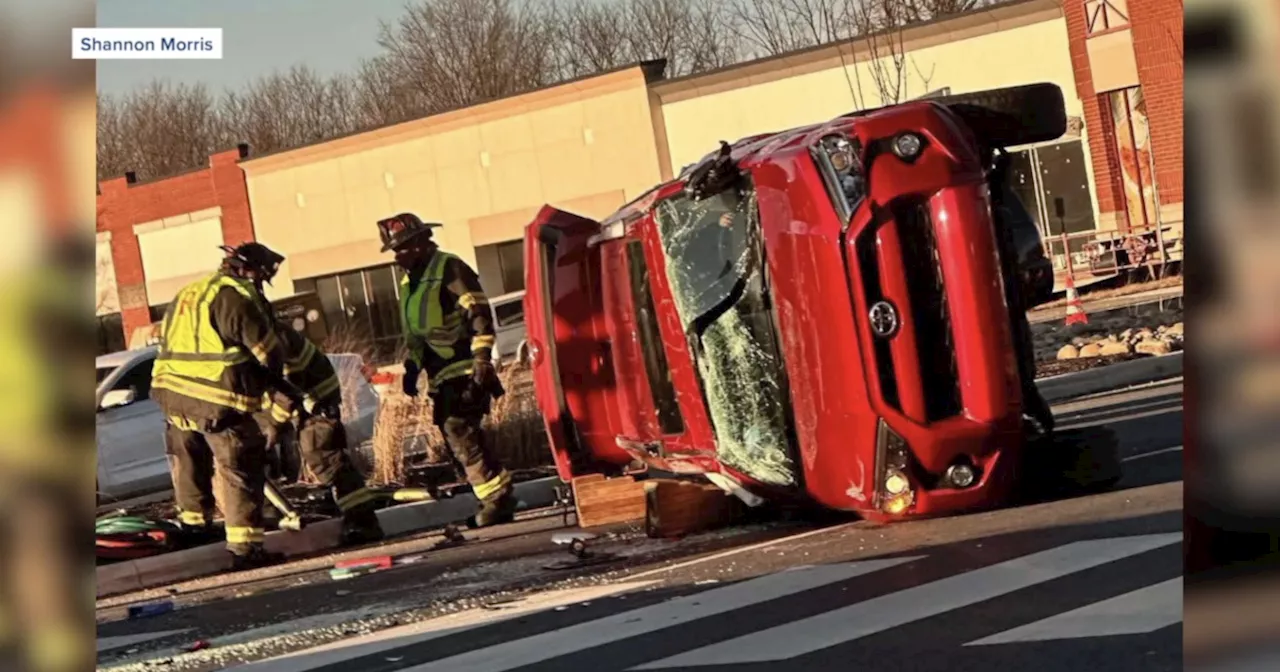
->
[572,474,647,528]
[644,479,742,538]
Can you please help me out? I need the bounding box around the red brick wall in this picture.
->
[96,146,256,343]
[1128,0,1184,204]
[1064,0,1184,231]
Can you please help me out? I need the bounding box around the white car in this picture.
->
[96,346,380,504]
[490,290,528,365]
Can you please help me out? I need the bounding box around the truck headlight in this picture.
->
[875,419,915,514]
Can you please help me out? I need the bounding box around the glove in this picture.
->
[402,360,420,397]
[465,359,498,404]
[264,421,285,450]
[472,359,497,389]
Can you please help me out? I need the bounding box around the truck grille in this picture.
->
[893,198,962,421]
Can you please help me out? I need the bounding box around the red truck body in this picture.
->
[523,89,1065,520]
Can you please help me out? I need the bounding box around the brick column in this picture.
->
[98,176,152,340]
[1063,0,1128,231]
[1129,0,1184,206]
[210,145,256,247]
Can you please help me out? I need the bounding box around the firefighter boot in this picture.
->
[472,490,518,528]
[340,507,385,547]
[229,545,285,572]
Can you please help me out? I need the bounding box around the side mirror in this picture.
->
[100,387,136,410]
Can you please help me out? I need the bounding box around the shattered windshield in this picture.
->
[654,179,797,487]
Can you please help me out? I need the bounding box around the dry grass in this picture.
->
[1033,274,1183,312]
[369,362,550,487]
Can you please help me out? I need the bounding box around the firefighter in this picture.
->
[376,213,517,527]
[259,326,385,545]
[152,242,303,569]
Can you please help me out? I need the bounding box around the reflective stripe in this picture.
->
[336,487,378,512]
[427,359,474,393]
[154,374,264,413]
[458,292,489,311]
[160,350,252,363]
[269,402,292,424]
[473,469,512,501]
[471,334,496,350]
[249,330,281,366]
[308,374,341,404]
[178,510,207,526]
[167,415,201,432]
[284,339,317,375]
[225,526,265,544]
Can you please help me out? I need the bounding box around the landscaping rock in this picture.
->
[1099,340,1133,356]
[1135,339,1172,356]
[1167,322,1184,336]
[1056,344,1080,360]
[1079,343,1103,358]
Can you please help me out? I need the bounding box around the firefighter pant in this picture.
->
[430,379,512,504]
[296,414,379,517]
[165,414,267,555]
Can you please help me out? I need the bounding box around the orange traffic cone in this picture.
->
[1064,274,1088,326]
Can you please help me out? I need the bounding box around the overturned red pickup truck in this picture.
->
[522,83,1118,521]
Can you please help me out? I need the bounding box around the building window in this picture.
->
[149,303,169,324]
[97,313,126,356]
[1006,139,1098,239]
[1107,86,1160,230]
[294,263,405,363]
[1084,0,1130,35]
[475,240,525,296]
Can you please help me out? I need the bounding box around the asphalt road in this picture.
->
[98,379,1184,672]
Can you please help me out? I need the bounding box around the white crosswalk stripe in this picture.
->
[633,532,1182,669]
[400,556,920,672]
[154,532,1182,672]
[965,576,1183,645]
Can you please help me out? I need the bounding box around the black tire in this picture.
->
[934,83,1068,149]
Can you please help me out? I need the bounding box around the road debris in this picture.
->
[127,601,174,619]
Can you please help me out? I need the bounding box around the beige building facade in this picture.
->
[229,0,1091,357]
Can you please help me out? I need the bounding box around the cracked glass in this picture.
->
[653,178,796,486]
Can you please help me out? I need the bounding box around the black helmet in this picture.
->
[377,213,441,253]
[220,242,285,285]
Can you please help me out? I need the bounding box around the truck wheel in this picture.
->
[936,83,1068,149]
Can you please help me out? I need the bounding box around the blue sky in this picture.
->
[96,0,411,96]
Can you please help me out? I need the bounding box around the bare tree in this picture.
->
[96,81,228,182]
[620,0,739,76]
[221,66,363,157]
[552,0,634,78]
[730,0,852,57]
[371,0,562,115]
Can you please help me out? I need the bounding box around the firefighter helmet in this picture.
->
[220,242,285,285]
[377,213,442,253]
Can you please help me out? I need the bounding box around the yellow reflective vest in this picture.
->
[152,273,283,415]
[400,252,494,392]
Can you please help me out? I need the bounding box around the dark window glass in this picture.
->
[626,240,684,435]
[493,298,525,328]
[293,278,317,295]
[496,240,525,294]
[113,359,154,400]
[313,276,345,334]
[97,313,126,356]
[1037,140,1097,236]
[148,303,169,324]
[366,265,400,341]
[338,271,372,340]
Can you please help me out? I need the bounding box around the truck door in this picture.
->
[524,206,631,481]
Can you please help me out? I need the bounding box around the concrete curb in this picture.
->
[97,476,561,598]
[1036,352,1183,403]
